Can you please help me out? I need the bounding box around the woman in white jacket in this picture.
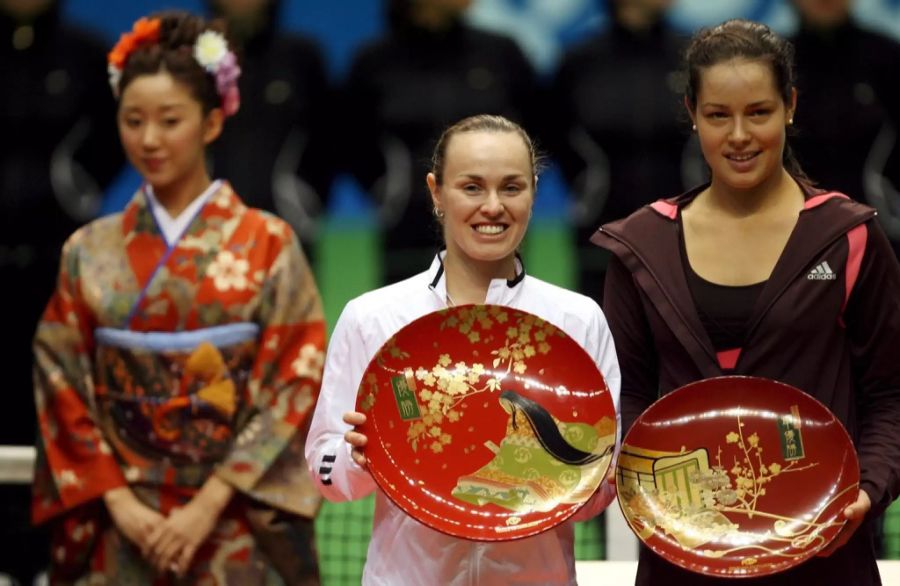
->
[305,114,621,585]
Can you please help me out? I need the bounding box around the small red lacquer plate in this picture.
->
[355,304,616,541]
[617,376,859,577]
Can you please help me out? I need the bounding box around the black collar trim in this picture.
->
[428,251,527,289]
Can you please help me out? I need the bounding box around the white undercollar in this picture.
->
[144,180,221,246]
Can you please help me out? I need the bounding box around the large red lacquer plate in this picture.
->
[355,305,616,541]
[617,376,859,577]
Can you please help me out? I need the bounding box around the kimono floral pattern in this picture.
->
[32,182,326,583]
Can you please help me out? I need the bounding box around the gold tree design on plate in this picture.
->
[619,409,855,566]
[692,414,819,519]
[405,306,564,454]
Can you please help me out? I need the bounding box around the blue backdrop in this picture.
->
[63,0,900,80]
[63,0,900,218]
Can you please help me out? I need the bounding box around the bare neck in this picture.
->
[702,169,802,218]
[443,252,517,306]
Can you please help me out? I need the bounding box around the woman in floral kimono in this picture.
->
[31,11,326,585]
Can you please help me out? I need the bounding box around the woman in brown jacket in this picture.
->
[593,19,900,586]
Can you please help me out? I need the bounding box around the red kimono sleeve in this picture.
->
[213,227,326,517]
[32,235,126,524]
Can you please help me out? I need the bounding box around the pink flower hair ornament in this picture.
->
[107,23,241,117]
[193,30,242,117]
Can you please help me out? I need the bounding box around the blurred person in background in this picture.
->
[546,0,697,298]
[206,0,333,258]
[0,0,124,582]
[790,0,900,254]
[31,11,325,583]
[342,0,538,284]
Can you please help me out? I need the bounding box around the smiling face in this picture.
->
[117,71,222,197]
[689,58,796,194]
[427,130,534,269]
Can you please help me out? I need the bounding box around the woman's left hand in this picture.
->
[817,488,871,557]
[145,476,234,576]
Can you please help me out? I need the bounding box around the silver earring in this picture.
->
[692,123,697,132]
[433,208,444,219]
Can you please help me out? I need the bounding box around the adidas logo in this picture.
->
[807,261,837,281]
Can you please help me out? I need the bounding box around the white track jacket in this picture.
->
[305,255,621,585]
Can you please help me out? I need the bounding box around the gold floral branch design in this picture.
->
[375,336,410,367]
[693,414,819,518]
[697,483,857,560]
[403,306,564,454]
[621,412,851,565]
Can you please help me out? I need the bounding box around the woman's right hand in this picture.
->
[342,411,368,468]
[103,486,165,554]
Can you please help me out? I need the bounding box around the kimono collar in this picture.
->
[427,250,526,307]
[123,180,245,242]
[143,180,221,246]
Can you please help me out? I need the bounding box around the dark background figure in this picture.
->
[0,0,124,582]
[546,0,698,298]
[790,0,900,254]
[341,0,538,284]
[206,0,333,256]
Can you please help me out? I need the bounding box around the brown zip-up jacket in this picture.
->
[592,186,900,585]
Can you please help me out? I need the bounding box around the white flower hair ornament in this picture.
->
[193,30,242,117]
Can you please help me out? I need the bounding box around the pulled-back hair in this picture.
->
[430,115,544,185]
[117,11,233,115]
[684,19,795,109]
[683,19,811,183]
